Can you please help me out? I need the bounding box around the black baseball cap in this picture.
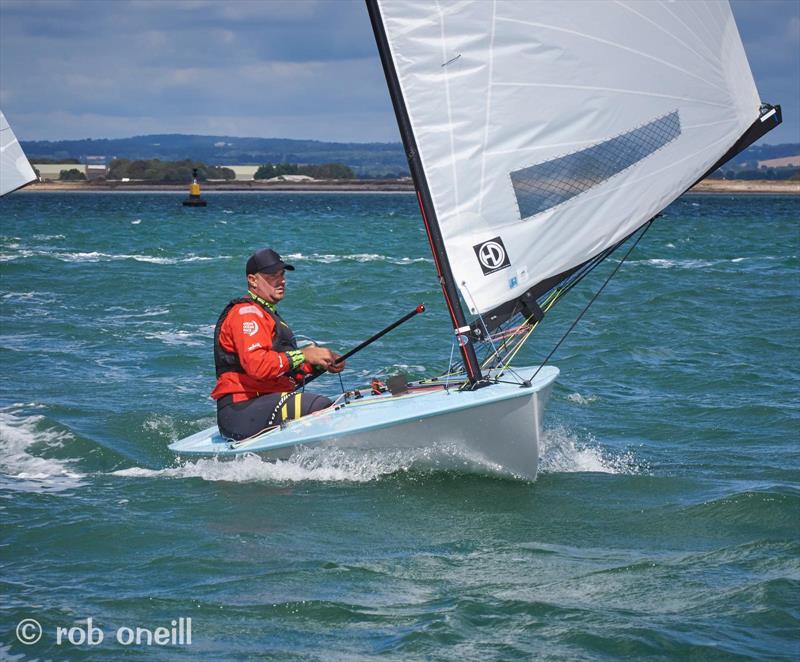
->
[245,248,295,275]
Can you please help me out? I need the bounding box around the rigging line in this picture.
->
[461,279,527,385]
[483,316,536,372]
[494,320,537,370]
[490,252,614,371]
[486,242,620,373]
[492,379,534,387]
[528,219,654,383]
[550,246,619,302]
[444,336,456,391]
[495,286,569,371]
[480,286,564,371]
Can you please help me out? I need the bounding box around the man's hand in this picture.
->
[302,346,345,373]
[326,353,345,374]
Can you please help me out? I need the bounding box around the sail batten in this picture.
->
[372,0,768,318]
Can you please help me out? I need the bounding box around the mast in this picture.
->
[366,0,483,384]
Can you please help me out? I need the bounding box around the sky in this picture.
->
[0,0,797,145]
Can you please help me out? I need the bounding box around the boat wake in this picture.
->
[0,402,645,490]
[111,426,645,484]
[539,425,645,475]
[112,443,505,483]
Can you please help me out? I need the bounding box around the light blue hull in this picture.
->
[169,366,559,479]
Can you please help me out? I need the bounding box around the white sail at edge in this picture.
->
[0,110,37,197]
[375,0,761,316]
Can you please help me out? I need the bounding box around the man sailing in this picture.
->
[211,248,344,440]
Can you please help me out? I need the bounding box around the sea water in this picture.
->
[1,192,797,659]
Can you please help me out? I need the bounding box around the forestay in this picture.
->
[0,111,37,197]
[374,0,762,317]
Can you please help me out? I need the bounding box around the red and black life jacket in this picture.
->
[213,297,298,378]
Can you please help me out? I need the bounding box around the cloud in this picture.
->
[0,0,395,141]
[1,0,797,144]
[731,0,800,142]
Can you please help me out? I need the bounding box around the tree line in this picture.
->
[107,159,236,182]
[48,159,357,182]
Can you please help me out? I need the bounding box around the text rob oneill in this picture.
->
[56,617,192,646]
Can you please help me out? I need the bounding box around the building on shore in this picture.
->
[223,165,259,181]
[32,163,86,181]
[33,155,109,181]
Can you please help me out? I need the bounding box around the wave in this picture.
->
[105,306,170,319]
[677,488,800,530]
[566,392,598,405]
[1,291,52,303]
[144,326,213,347]
[285,252,432,265]
[0,408,86,494]
[0,249,229,264]
[627,256,788,270]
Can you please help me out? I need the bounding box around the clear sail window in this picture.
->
[511,111,682,219]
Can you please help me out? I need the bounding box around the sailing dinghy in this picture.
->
[170,0,780,479]
[0,111,37,197]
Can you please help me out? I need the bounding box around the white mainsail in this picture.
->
[0,110,37,196]
[374,0,763,316]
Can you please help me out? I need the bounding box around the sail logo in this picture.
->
[474,237,510,275]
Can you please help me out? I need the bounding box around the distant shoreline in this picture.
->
[23,179,416,193]
[689,179,799,194]
[20,178,800,194]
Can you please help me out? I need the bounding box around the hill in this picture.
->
[21,133,799,180]
[22,134,409,178]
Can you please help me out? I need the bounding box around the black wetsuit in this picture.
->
[217,390,332,441]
